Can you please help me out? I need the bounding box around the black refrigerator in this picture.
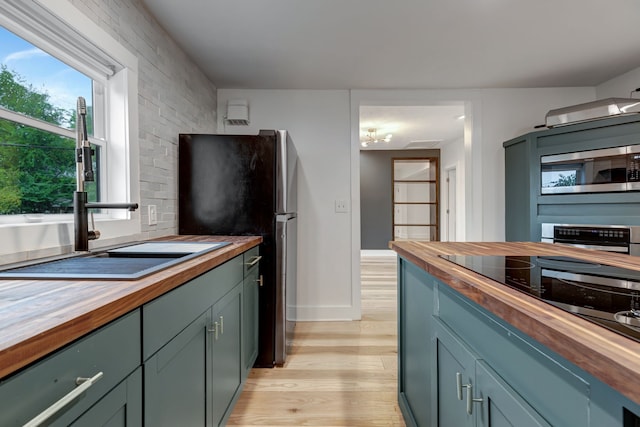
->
[178,129,297,367]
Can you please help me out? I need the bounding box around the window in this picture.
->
[0,0,140,257]
[0,26,101,216]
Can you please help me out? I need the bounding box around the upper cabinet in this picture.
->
[503,115,640,242]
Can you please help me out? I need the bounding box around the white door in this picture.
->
[392,158,439,241]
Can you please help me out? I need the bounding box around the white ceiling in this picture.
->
[141,0,640,147]
[360,105,465,150]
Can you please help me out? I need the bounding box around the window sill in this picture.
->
[0,217,142,266]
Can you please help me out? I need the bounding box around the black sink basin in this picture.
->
[0,241,230,280]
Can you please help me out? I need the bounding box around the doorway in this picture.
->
[360,149,440,249]
[354,99,473,321]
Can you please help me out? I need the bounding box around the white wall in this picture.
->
[351,88,596,244]
[478,87,596,240]
[596,66,640,99]
[0,0,218,264]
[71,0,218,239]
[218,87,595,321]
[217,90,354,321]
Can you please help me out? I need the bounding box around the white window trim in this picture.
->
[0,0,141,264]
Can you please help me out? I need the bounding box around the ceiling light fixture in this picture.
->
[361,128,392,147]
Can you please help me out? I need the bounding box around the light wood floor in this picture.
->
[228,253,405,426]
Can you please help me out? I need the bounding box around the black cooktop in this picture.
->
[441,255,640,342]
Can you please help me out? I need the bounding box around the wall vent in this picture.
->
[224,99,249,126]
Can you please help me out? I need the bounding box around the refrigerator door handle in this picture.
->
[276,213,296,222]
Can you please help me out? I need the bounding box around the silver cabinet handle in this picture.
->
[256,275,264,287]
[23,371,104,427]
[456,372,470,401]
[465,384,483,415]
[219,316,224,335]
[245,255,262,267]
[207,322,219,340]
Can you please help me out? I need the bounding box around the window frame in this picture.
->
[0,0,140,261]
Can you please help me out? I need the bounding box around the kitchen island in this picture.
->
[391,241,640,427]
[0,235,261,426]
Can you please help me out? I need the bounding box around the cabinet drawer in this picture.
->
[436,284,590,427]
[143,255,243,360]
[243,245,261,275]
[0,310,141,427]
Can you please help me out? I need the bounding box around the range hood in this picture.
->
[545,97,640,128]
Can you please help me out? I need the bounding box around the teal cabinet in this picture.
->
[143,254,245,427]
[434,320,550,427]
[398,258,435,427]
[142,249,259,427]
[211,284,243,426]
[0,245,260,427]
[437,284,590,426]
[242,260,260,378]
[503,115,640,241]
[397,256,640,426]
[434,320,474,427]
[0,310,142,427]
[69,367,142,427]
[144,312,209,427]
[475,361,550,427]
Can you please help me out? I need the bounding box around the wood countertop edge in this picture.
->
[0,235,261,380]
[391,241,640,406]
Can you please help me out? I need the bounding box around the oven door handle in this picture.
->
[555,242,629,253]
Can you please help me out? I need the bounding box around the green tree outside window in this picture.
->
[0,65,97,214]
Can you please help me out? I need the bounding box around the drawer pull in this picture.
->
[23,371,104,427]
[245,255,262,267]
[256,275,264,287]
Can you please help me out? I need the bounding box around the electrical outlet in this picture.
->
[335,199,348,213]
[148,205,157,225]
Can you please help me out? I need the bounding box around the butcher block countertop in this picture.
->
[390,241,640,407]
[0,235,261,381]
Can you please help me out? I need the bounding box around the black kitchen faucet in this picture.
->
[73,96,138,251]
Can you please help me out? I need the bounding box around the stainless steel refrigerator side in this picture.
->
[274,130,298,365]
[275,130,298,214]
[275,213,297,365]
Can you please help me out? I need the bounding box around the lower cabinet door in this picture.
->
[242,267,260,378]
[211,285,243,426]
[144,311,209,427]
[435,320,476,427]
[398,259,435,427]
[475,361,551,427]
[70,367,142,427]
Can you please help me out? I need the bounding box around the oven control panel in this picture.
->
[554,226,630,244]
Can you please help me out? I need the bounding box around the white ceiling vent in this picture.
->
[224,99,250,126]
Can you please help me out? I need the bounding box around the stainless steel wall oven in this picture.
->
[541,223,640,255]
[541,145,640,194]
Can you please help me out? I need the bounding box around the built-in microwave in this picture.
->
[541,145,640,194]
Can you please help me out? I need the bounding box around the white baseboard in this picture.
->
[288,304,361,321]
[360,249,396,257]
